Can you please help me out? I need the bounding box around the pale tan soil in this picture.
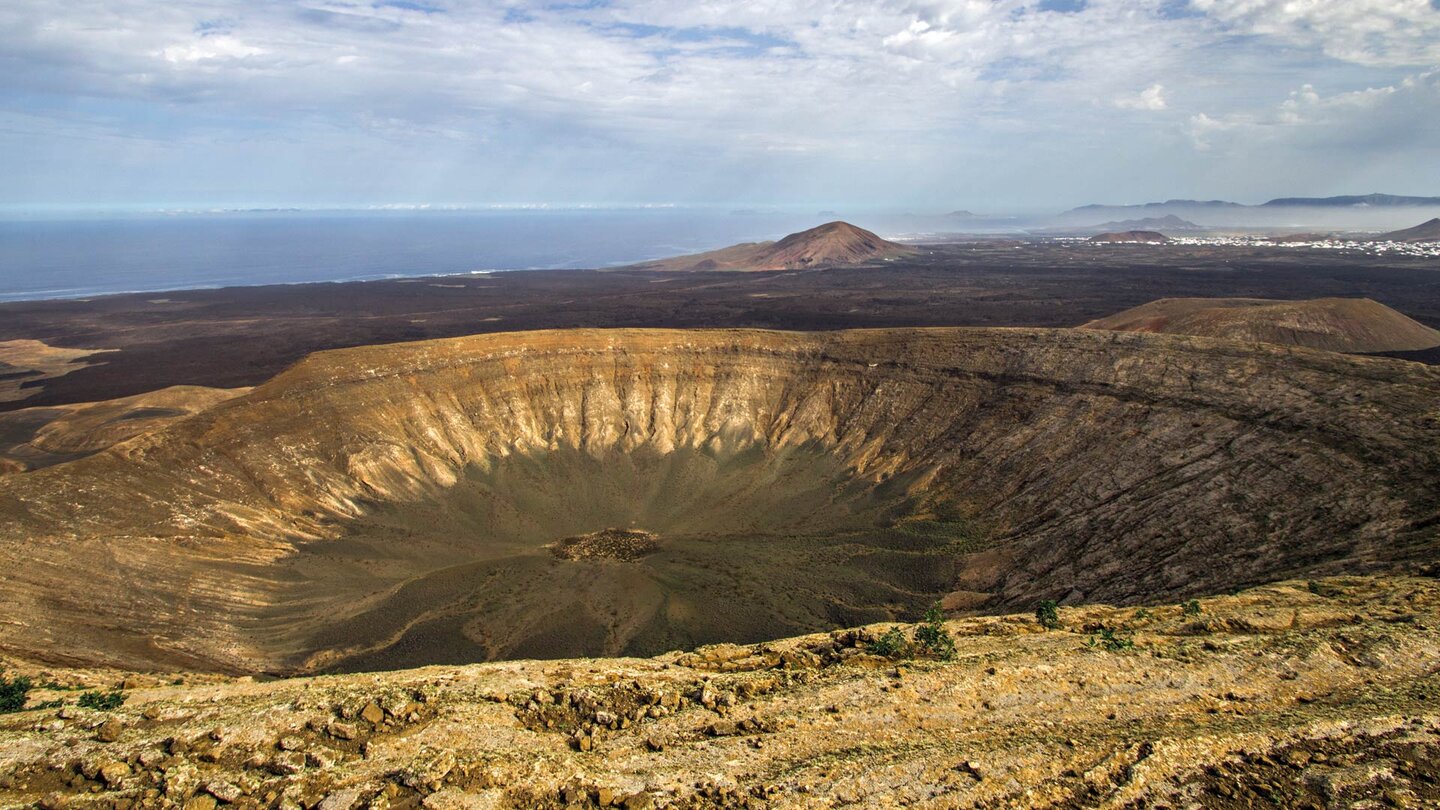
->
[0,387,246,474]
[1,575,1438,809]
[0,340,116,404]
[1083,297,1440,353]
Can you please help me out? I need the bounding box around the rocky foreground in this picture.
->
[3,575,1438,809]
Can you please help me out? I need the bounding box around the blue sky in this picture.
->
[1,0,1437,211]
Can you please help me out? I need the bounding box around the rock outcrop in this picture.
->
[0,327,1437,672]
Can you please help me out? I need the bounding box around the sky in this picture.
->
[1,0,1438,212]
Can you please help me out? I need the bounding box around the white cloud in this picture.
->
[0,1,1203,145]
[159,35,266,64]
[1187,70,1440,150]
[0,0,1436,207]
[1190,0,1440,66]
[1115,83,1167,110]
[1186,111,1235,150]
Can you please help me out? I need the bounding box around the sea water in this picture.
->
[0,209,833,302]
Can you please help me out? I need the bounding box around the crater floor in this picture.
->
[292,445,958,672]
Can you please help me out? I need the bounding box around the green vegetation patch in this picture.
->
[868,603,956,661]
[0,671,31,713]
[78,689,126,711]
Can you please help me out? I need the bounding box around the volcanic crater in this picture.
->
[0,327,1437,675]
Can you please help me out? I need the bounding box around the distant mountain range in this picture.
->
[1057,194,1440,228]
[1069,194,1440,217]
[1092,215,1203,232]
[1261,194,1440,208]
[1069,199,1242,215]
[1087,230,1170,244]
[1030,214,1203,237]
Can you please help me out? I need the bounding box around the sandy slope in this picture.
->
[1083,297,1440,353]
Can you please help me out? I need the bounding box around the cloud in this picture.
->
[1115,83,1167,110]
[1187,70,1440,149]
[159,34,267,64]
[0,0,1437,208]
[0,2,1200,140]
[1190,0,1440,66]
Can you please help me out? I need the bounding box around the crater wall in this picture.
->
[1,328,1436,672]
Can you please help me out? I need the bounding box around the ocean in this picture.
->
[0,210,837,302]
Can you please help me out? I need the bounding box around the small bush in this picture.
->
[34,679,81,692]
[1181,599,1202,617]
[1085,626,1134,652]
[1035,600,1061,630]
[0,672,32,713]
[914,603,956,661]
[870,627,912,659]
[78,690,126,711]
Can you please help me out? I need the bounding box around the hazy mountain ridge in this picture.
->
[1087,230,1170,244]
[1070,193,1440,216]
[1058,194,1440,229]
[1263,194,1440,208]
[1070,199,1243,213]
[1092,214,1202,231]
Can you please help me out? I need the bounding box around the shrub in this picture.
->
[1181,599,1202,617]
[1035,600,1061,630]
[914,603,957,661]
[78,690,126,711]
[870,627,912,659]
[1085,626,1134,652]
[0,672,31,713]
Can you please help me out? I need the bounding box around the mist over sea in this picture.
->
[0,210,840,302]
